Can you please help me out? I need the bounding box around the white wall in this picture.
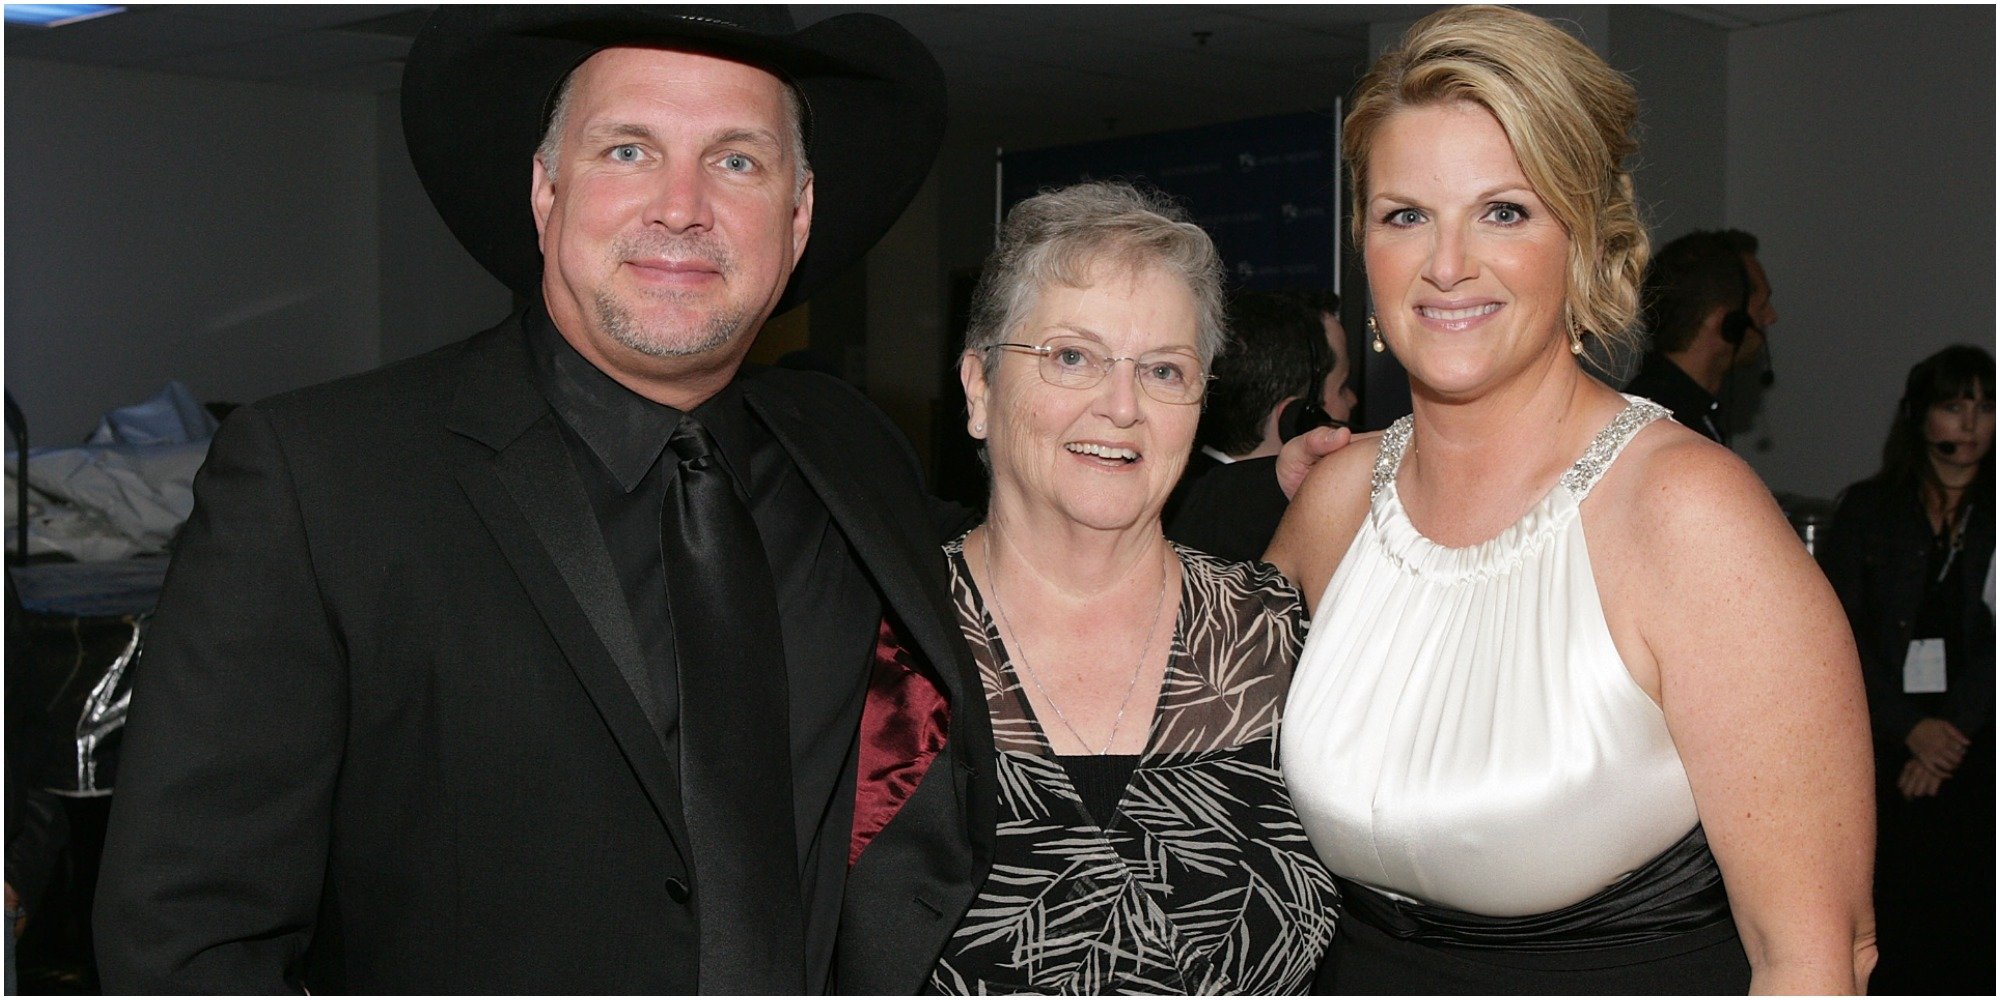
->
[1610,6,1727,236]
[6,58,381,445]
[1727,6,1996,499]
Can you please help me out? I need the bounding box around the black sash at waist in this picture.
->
[1334,825,1736,953]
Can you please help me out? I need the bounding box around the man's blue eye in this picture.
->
[721,154,753,172]
[611,145,642,162]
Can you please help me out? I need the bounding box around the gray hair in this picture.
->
[964,182,1227,377]
[535,59,812,196]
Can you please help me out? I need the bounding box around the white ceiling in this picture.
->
[4,4,1858,150]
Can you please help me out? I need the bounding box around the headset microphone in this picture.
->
[1719,254,1774,388]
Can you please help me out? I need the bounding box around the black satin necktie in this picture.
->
[662,414,805,993]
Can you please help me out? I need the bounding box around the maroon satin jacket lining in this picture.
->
[849,616,950,865]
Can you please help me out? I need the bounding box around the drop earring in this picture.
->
[1368,314,1385,353]
[1568,319,1586,356]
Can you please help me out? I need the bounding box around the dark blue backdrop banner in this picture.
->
[1000,111,1341,294]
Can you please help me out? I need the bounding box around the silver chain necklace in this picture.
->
[982,529,1171,756]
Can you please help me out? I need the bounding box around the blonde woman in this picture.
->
[1271,7,1875,993]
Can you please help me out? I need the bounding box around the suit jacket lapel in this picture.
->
[444,321,689,855]
[745,375,989,993]
[740,380,967,713]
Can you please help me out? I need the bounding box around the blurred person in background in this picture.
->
[1167,290,1355,560]
[1625,229,1775,443]
[1819,344,1995,996]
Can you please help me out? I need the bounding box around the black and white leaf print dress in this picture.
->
[928,537,1336,995]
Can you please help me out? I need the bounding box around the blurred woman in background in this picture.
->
[1820,344,1995,995]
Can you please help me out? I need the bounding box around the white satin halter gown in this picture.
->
[1282,397,1699,917]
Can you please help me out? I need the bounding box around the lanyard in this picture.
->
[1937,498,1973,584]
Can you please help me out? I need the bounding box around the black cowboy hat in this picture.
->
[401,6,946,314]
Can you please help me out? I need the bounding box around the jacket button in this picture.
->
[665,877,691,903]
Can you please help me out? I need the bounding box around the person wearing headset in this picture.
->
[1818,344,1995,995]
[1165,290,1353,560]
[1625,229,1776,443]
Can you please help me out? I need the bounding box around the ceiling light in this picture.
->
[4,5,126,28]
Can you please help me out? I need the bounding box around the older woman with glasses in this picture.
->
[925,182,1336,994]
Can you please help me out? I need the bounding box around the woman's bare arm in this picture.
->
[1606,433,1876,994]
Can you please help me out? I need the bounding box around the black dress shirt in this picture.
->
[1623,352,1724,443]
[526,310,879,990]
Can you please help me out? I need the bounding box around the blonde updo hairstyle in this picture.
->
[1344,5,1649,355]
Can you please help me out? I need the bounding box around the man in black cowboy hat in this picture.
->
[94,7,990,993]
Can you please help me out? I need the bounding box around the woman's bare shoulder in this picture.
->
[1593,416,1787,550]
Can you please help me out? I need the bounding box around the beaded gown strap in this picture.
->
[1559,396,1672,502]
[1370,416,1417,501]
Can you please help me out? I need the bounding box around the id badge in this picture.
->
[1903,638,1947,694]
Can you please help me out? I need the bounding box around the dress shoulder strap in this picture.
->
[1371,415,1416,500]
[1560,395,1672,501]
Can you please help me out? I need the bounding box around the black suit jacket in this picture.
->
[1165,456,1289,564]
[1162,448,1222,527]
[93,314,993,993]
[1623,352,1723,443]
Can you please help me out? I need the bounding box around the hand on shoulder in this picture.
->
[1275,424,1354,499]
[1266,430,1382,606]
